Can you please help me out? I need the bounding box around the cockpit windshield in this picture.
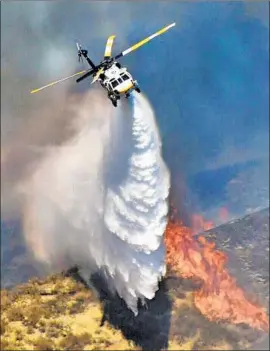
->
[121,73,130,81]
[110,74,129,89]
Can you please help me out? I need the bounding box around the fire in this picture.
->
[191,213,214,234]
[165,209,269,332]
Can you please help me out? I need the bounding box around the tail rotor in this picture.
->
[76,42,83,63]
[76,42,96,70]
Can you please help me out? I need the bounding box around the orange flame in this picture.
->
[191,213,214,234]
[165,211,269,332]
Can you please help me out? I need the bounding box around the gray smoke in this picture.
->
[1,1,173,219]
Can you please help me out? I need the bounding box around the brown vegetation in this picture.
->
[0,273,138,350]
[1,269,262,350]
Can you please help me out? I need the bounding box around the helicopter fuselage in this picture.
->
[99,62,138,97]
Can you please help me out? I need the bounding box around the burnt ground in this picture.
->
[202,207,269,312]
[192,207,269,350]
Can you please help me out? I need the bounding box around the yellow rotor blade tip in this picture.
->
[30,89,39,94]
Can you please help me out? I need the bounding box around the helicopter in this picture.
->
[31,22,176,107]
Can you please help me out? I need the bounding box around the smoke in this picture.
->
[0,1,174,218]
[19,91,170,314]
[1,1,268,286]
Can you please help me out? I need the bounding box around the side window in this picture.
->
[122,74,130,81]
[117,78,123,84]
[111,80,118,88]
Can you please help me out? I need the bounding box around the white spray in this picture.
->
[21,91,170,314]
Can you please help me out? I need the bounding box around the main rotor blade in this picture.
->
[114,22,176,60]
[85,56,96,70]
[91,68,104,84]
[104,35,116,59]
[76,69,95,83]
[30,70,87,94]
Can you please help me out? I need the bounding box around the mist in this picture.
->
[15,91,168,313]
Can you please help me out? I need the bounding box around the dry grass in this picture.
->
[0,273,139,351]
[1,272,251,350]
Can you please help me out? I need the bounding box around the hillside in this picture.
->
[1,273,138,351]
[1,208,269,350]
